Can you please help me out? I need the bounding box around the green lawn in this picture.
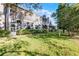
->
[0,33,79,56]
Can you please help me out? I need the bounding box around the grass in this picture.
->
[0,32,79,56]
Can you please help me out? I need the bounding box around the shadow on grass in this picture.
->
[26,32,70,40]
[0,50,49,56]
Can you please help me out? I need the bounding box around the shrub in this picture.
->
[30,29,49,34]
[42,29,47,33]
[17,29,31,35]
[29,29,43,34]
[17,29,44,35]
[17,28,54,35]
[0,30,10,37]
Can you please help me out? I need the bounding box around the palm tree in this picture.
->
[42,15,50,31]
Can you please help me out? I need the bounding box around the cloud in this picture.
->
[34,9,57,26]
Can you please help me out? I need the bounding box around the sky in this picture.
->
[34,3,58,26]
[42,3,58,11]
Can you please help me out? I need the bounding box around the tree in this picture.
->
[42,15,48,29]
[55,3,79,36]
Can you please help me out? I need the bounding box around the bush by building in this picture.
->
[0,30,10,37]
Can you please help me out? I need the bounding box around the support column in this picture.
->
[4,4,11,30]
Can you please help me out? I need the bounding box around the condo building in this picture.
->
[0,3,43,32]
